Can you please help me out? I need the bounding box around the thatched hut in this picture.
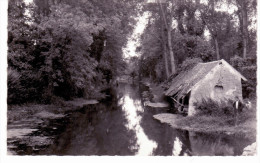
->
[165,59,247,116]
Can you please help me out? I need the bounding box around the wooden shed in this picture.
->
[165,59,247,116]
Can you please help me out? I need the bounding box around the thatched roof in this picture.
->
[164,59,246,97]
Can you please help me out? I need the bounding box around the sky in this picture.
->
[123,12,150,58]
[22,0,256,59]
[24,0,33,5]
[122,0,243,58]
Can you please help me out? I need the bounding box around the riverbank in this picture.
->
[142,80,256,137]
[7,98,98,155]
[141,80,256,155]
[153,97,257,155]
[153,111,256,140]
[140,80,166,102]
[140,81,169,109]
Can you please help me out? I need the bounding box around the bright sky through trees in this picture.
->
[122,0,232,59]
[22,0,256,59]
[24,0,32,5]
[123,12,150,58]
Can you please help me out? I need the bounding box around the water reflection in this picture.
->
[172,137,182,156]
[37,83,253,156]
[188,132,251,156]
[121,94,157,155]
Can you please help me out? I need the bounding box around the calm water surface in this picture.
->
[41,83,252,156]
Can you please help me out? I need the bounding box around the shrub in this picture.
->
[193,98,256,126]
[193,98,234,117]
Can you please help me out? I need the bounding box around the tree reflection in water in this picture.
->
[42,83,253,156]
[121,94,157,155]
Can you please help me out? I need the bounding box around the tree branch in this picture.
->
[157,1,168,29]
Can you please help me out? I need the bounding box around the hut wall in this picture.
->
[188,63,243,116]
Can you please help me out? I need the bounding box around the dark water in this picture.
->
[37,83,252,156]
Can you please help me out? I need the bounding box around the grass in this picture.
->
[194,98,235,117]
[154,98,257,141]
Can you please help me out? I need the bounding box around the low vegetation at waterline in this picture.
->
[154,98,256,141]
[193,98,256,127]
[194,98,238,117]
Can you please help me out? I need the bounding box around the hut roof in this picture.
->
[164,59,246,97]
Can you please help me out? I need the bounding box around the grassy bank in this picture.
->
[153,99,257,141]
[141,79,257,142]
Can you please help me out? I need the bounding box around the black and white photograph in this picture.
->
[0,0,259,161]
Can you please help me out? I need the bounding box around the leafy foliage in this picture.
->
[139,25,214,81]
[171,32,214,63]
[178,57,202,72]
[8,0,141,104]
[230,55,256,98]
[194,98,235,117]
[139,0,256,85]
[193,97,256,126]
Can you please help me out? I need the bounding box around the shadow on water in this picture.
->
[26,83,253,156]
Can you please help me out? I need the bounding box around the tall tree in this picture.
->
[234,0,256,58]
[144,0,177,77]
[199,0,222,60]
[158,0,176,75]
[141,0,213,79]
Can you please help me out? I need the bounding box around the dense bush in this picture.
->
[193,97,257,127]
[194,98,235,117]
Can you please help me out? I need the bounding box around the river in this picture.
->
[30,83,253,155]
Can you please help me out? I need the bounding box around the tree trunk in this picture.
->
[159,2,170,79]
[167,29,176,75]
[214,37,220,60]
[236,0,249,58]
[241,3,248,58]
[242,37,247,58]
[158,0,177,77]
[162,37,170,78]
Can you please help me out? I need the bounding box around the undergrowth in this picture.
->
[193,98,256,126]
[194,98,234,117]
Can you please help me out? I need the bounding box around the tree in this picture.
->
[8,0,142,104]
[144,0,208,77]
[175,0,205,36]
[157,0,176,75]
[8,0,40,103]
[199,0,227,60]
[234,0,256,58]
[141,0,212,78]
[144,0,178,77]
